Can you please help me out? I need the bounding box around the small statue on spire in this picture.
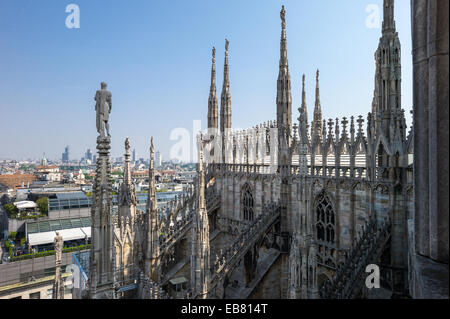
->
[212,46,216,62]
[94,82,112,138]
[225,39,229,53]
[150,137,154,157]
[280,5,286,28]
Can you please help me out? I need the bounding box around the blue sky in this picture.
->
[0,0,412,161]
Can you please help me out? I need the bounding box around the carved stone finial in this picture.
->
[327,119,334,138]
[225,39,229,53]
[350,116,355,140]
[212,46,216,62]
[335,118,340,137]
[342,117,349,136]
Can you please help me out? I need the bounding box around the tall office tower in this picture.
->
[62,145,70,163]
[155,151,162,168]
[86,149,93,161]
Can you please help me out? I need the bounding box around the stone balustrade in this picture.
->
[319,216,391,299]
[210,202,281,282]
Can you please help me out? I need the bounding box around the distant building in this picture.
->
[62,146,70,163]
[155,151,162,168]
[85,149,93,162]
[0,173,36,190]
[132,149,136,163]
[41,153,47,166]
[35,165,61,182]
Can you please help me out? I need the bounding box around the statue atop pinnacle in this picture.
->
[95,82,112,138]
[281,5,286,29]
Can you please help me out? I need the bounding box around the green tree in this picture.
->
[3,203,18,215]
[36,197,49,214]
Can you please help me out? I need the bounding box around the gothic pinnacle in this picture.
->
[276,4,292,137]
[223,39,230,89]
[312,69,322,139]
[220,38,232,136]
[301,74,308,124]
[382,0,396,33]
[211,46,216,91]
[148,137,157,212]
[145,137,160,282]
[208,46,218,130]
[279,5,288,69]
[315,69,320,106]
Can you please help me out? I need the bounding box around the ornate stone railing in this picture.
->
[319,216,391,299]
[138,273,170,299]
[159,191,221,254]
[207,163,276,175]
[210,202,281,283]
[206,163,367,180]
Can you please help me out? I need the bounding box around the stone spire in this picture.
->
[312,69,322,139]
[208,47,219,131]
[89,83,115,299]
[277,7,293,298]
[372,0,402,140]
[118,137,137,224]
[298,100,309,176]
[382,0,396,33]
[301,74,308,132]
[220,39,232,134]
[145,137,160,282]
[276,5,292,147]
[220,39,232,163]
[191,135,210,298]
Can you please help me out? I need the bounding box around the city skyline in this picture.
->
[0,0,412,161]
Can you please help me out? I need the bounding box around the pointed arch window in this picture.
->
[242,184,254,222]
[315,192,335,245]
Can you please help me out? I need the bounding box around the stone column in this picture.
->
[410,0,449,298]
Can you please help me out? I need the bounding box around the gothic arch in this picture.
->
[355,136,367,155]
[241,183,254,222]
[314,191,336,246]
